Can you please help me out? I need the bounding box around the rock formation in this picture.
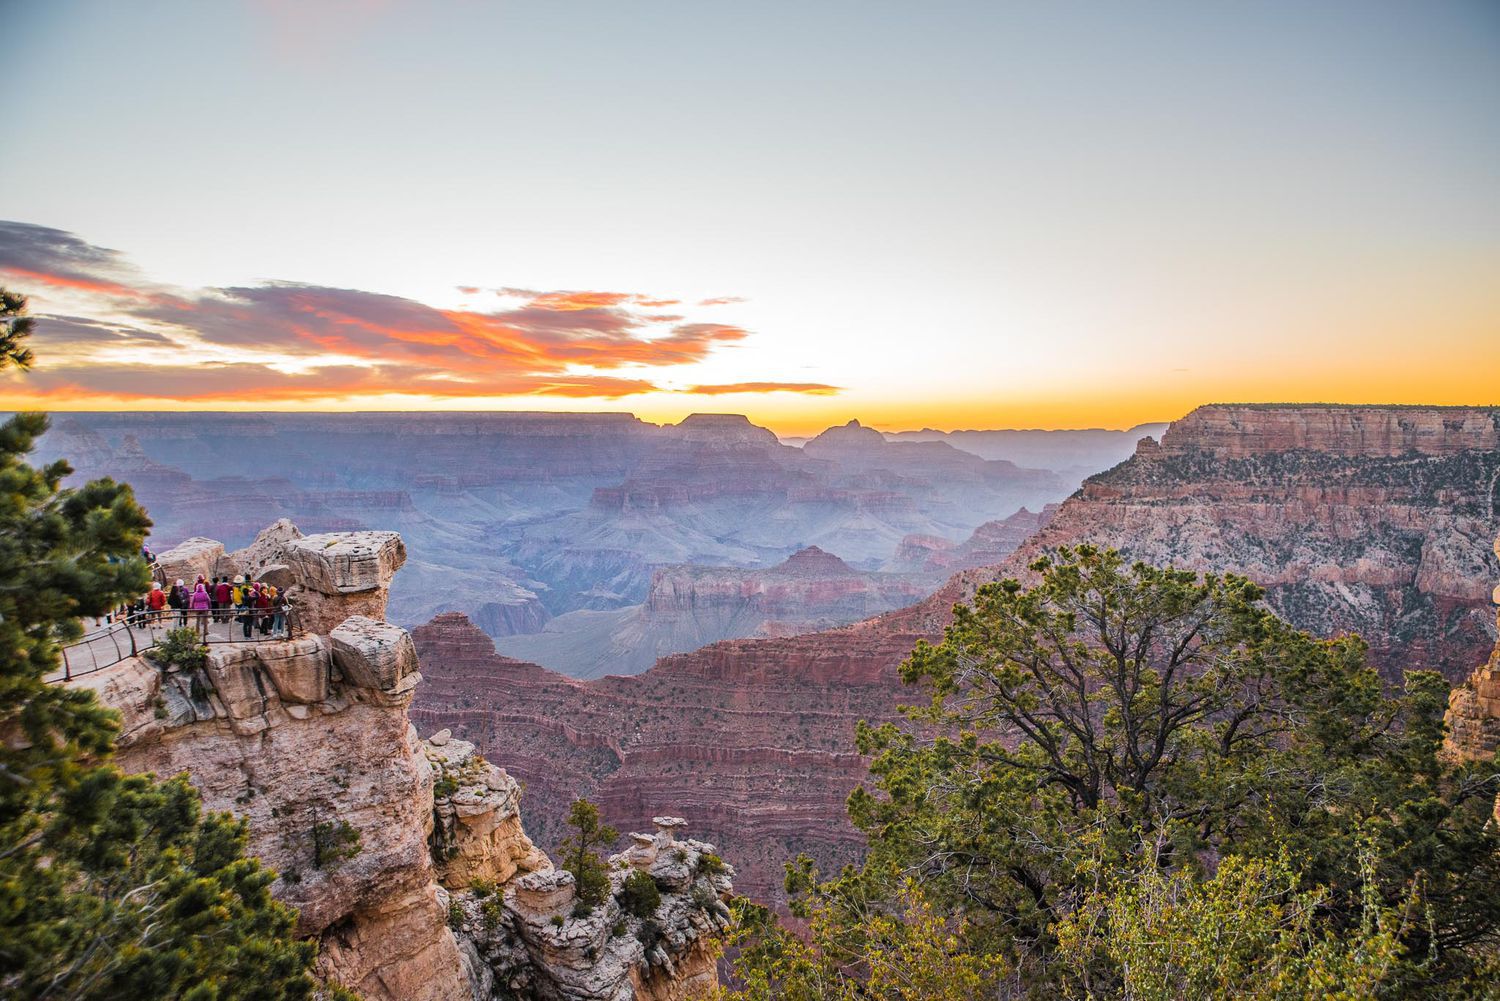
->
[1444,531,1500,763]
[494,546,934,678]
[987,405,1500,679]
[885,505,1058,575]
[414,404,1500,911]
[70,522,734,1000]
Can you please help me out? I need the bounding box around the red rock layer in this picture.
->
[412,612,919,905]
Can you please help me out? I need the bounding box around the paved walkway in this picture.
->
[52,614,293,682]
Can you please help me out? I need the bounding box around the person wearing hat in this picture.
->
[168,578,189,628]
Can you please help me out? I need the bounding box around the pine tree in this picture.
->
[0,289,330,999]
[559,799,617,914]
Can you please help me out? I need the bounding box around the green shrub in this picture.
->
[447,898,464,930]
[482,895,505,932]
[147,626,208,672]
[550,914,565,928]
[620,869,662,919]
[311,816,362,869]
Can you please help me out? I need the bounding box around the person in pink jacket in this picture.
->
[189,581,212,637]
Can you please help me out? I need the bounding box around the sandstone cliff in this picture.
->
[1443,531,1500,764]
[73,522,734,1001]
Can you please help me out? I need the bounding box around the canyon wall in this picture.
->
[414,404,1500,909]
[1444,531,1500,764]
[73,523,734,1000]
[494,546,933,678]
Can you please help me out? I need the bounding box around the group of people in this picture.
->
[117,574,293,639]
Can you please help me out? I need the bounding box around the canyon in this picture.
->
[34,412,1098,675]
[412,404,1500,907]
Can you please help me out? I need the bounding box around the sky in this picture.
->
[0,0,1496,435]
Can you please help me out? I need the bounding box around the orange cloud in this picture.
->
[0,221,761,407]
[686,381,840,395]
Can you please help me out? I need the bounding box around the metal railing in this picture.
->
[54,608,301,683]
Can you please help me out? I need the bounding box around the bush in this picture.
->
[447,897,465,930]
[621,869,662,918]
[147,626,207,672]
[482,895,505,932]
[550,914,566,928]
[311,816,362,869]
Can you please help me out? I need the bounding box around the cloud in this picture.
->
[0,221,770,406]
[685,381,841,395]
[698,296,747,306]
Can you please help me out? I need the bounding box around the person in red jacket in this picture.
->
[146,581,167,628]
[214,576,232,625]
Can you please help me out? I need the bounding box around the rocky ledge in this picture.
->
[75,521,734,1001]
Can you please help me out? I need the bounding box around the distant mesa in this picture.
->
[774,545,857,577]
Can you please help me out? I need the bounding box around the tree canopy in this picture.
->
[728,545,1500,999]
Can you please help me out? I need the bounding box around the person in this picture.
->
[189,581,211,637]
[168,578,189,627]
[273,590,291,637]
[214,576,232,624]
[128,594,149,631]
[257,583,276,635]
[146,581,167,628]
[238,583,257,640]
[141,542,155,564]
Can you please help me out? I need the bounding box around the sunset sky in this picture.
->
[1,1,1496,435]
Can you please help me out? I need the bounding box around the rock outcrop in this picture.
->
[71,523,734,1001]
[989,405,1500,679]
[1444,532,1500,763]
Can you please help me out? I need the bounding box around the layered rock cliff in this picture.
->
[73,522,734,1000]
[493,546,933,678]
[1444,531,1500,763]
[414,404,1500,910]
[994,405,1500,679]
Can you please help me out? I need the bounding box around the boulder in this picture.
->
[257,563,297,590]
[157,537,227,585]
[230,518,304,577]
[287,532,407,634]
[331,616,421,695]
[286,532,406,595]
[258,635,332,704]
[203,645,277,725]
